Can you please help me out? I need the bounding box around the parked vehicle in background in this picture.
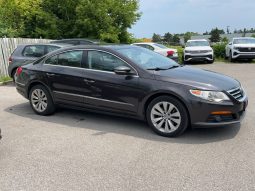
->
[132,42,178,62]
[225,37,255,62]
[183,39,214,64]
[8,43,69,81]
[15,45,247,137]
[50,39,99,45]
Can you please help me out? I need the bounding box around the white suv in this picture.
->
[133,43,178,62]
[183,39,214,64]
[225,37,255,62]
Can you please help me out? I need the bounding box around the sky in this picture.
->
[129,0,255,38]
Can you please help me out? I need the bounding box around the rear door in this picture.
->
[43,50,88,106]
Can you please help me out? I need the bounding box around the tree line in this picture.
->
[0,0,141,43]
[152,27,255,45]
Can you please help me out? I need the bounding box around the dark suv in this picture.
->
[15,45,248,137]
[8,43,68,80]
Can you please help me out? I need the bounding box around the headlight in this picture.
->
[185,50,192,53]
[190,90,230,102]
[233,47,239,50]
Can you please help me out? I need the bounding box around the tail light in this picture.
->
[8,57,13,64]
[167,50,174,56]
[16,67,23,76]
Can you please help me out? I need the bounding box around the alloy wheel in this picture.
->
[150,101,181,133]
[31,89,48,112]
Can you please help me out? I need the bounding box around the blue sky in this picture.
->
[129,0,255,38]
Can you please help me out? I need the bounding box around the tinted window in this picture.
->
[45,50,83,68]
[45,55,58,65]
[116,47,178,70]
[47,46,60,53]
[87,51,128,72]
[23,45,45,57]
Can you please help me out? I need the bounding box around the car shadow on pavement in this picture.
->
[5,102,241,145]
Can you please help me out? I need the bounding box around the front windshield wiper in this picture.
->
[147,65,180,71]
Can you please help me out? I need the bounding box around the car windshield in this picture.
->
[233,38,255,44]
[154,43,168,49]
[115,47,178,70]
[186,41,210,47]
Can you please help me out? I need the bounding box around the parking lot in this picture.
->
[0,63,254,191]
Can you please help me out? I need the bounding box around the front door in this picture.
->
[81,50,143,114]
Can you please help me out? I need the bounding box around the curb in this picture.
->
[0,80,13,86]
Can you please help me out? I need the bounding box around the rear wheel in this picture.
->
[146,96,189,137]
[29,85,55,115]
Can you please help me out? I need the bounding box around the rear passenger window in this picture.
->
[47,46,60,53]
[23,45,45,57]
[45,50,83,68]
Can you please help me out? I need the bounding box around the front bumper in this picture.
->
[232,50,255,59]
[184,53,213,62]
[191,96,248,128]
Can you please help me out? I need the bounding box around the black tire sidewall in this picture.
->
[146,96,189,137]
[29,85,55,115]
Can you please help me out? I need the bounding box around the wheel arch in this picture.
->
[143,92,191,124]
[27,81,54,101]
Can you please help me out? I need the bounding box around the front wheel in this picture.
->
[146,96,189,137]
[29,85,55,115]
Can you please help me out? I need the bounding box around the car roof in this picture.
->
[187,39,208,42]
[233,37,255,40]
[18,43,69,47]
[133,42,155,45]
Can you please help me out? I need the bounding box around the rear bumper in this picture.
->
[16,81,28,99]
[167,56,179,62]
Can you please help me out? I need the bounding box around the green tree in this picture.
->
[172,34,180,45]
[163,32,172,44]
[251,34,255,38]
[209,28,221,43]
[74,0,141,43]
[152,33,161,42]
[221,36,229,43]
[0,0,141,42]
[184,32,192,43]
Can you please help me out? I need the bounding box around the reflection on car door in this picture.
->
[81,50,143,114]
[43,50,89,106]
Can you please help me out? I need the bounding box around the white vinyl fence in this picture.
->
[0,38,50,76]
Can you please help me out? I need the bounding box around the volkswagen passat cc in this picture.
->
[15,45,248,137]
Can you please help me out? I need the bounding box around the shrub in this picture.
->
[212,43,227,58]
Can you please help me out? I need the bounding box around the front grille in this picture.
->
[237,47,255,52]
[227,87,244,101]
[189,50,210,54]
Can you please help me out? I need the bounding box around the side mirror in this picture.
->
[114,66,132,75]
[228,42,232,45]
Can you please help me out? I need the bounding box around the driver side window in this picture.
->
[87,51,129,72]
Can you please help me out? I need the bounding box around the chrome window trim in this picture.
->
[53,90,134,107]
[43,48,139,77]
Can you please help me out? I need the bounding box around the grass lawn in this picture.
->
[0,76,12,83]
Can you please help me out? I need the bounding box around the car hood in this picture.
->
[185,46,212,51]
[155,66,240,91]
[233,44,255,48]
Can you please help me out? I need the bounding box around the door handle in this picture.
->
[83,79,95,83]
[46,73,55,77]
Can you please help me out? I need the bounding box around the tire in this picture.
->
[228,51,234,62]
[208,59,214,64]
[146,96,189,137]
[11,69,16,83]
[29,85,55,115]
